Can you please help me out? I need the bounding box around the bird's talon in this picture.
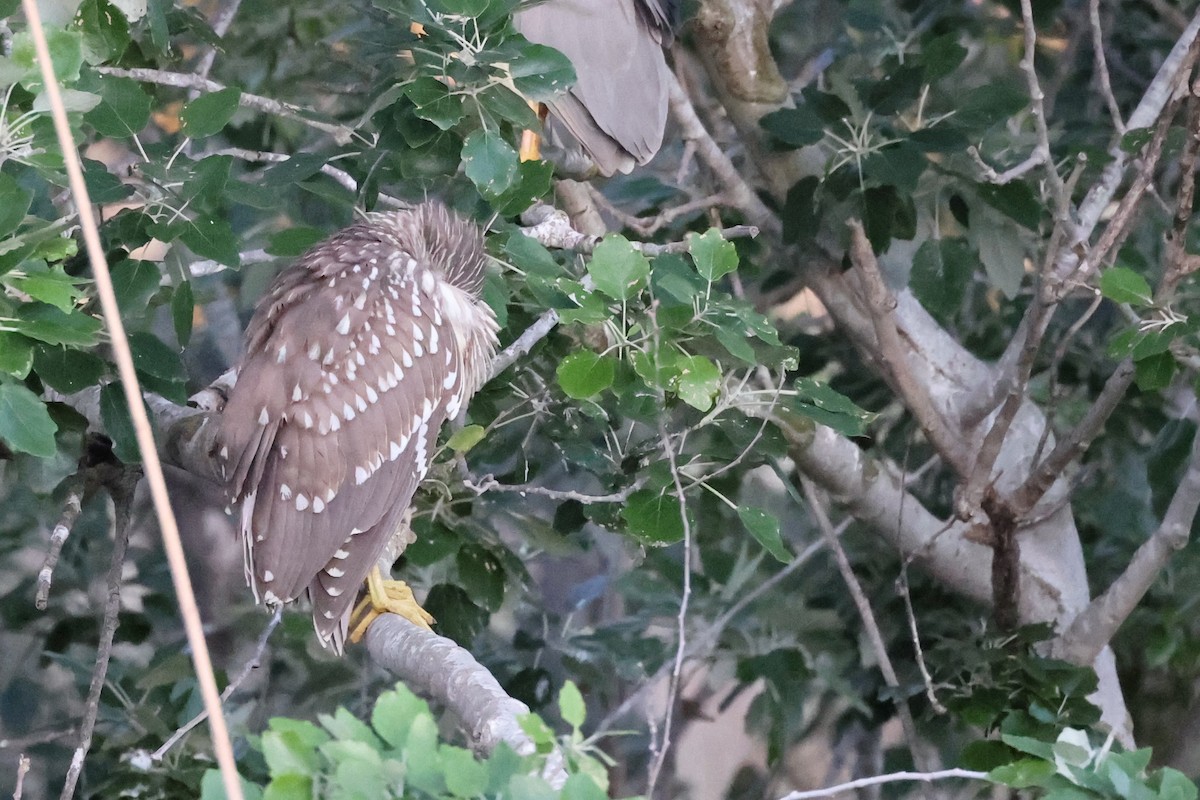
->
[348,572,434,644]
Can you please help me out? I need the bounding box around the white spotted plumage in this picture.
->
[216,203,499,654]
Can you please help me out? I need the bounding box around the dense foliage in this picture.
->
[4,0,1200,798]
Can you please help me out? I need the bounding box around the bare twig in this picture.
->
[152,609,283,761]
[22,6,244,797]
[95,66,355,143]
[897,566,947,715]
[193,0,245,84]
[1055,427,1200,664]
[645,419,695,798]
[465,475,643,504]
[36,483,83,610]
[777,768,989,800]
[800,478,932,771]
[1089,0,1125,133]
[211,147,409,209]
[59,471,136,800]
[666,71,781,238]
[1018,0,1071,223]
[13,754,30,800]
[1012,359,1136,516]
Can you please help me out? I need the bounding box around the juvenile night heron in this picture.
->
[514,0,676,176]
[216,203,499,653]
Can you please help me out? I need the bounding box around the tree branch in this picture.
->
[95,66,355,143]
[364,615,568,787]
[1053,423,1200,665]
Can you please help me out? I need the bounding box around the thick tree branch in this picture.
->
[365,615,567,787]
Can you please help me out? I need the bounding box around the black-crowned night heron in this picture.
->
[216,203,499,653]
[514,0,676,176]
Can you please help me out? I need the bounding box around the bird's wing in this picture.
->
[217,235,467,632]
[514,0,670,175]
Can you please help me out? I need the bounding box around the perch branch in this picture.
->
[365,614,567,787]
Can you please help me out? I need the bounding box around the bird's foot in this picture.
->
[348,568,434,644]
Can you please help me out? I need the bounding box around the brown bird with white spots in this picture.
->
[216,203,499,653]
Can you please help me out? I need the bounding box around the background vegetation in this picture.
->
[3,0,1200,797]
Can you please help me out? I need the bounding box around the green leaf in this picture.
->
[561,774,607,800]
[910,238,972,318]
[4,261,84,312]
[1000,733,1055,760]
[180,87,242,138]
[510,44,576,101]
[738,506,790,562]
[99,381,143,463]
[1155,768,1199,800]
[372,685,429,748]
[455,544,505,612]
[1099,266,1153,306]
[261,774,312,800]
[83,158,132,203]
[447,424,486,453]
[180,217,240,266]
[199,770,263,800]
[862,141,927,193]
[987,758,1056,789]
[0,333,34,378]
[425,583,488,645]
[556,351,615,400]
[968,212,1024,299]
[76,0,131,63]
[405,76,465,130]
[110,259,162,310]
[10,304,103,347]
[442,747,487,798]
[788,377,876,437]
[672,355,721,411]
[586,236,649,300]
[462,129,519,196]
[1135,351,1175,391]
[85,76,150,137]
[10,29,84,86]
[922,32,968,80]
[128,331,184,382]
[0,172,32,238]
[0,382,58,457]
[760,104,826,147]
[172,281,194,346]
[261,729,321,778]
[558,680,585,730]
[688,229,738,282]
[507,775,557,800]
[622,488,685,544]
[33,345,105,393]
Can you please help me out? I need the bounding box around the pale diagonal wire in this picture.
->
[18,3,245,798]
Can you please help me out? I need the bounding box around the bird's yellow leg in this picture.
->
[519,128,541,163]
[348,567,435,643]
[519,101,545,163]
